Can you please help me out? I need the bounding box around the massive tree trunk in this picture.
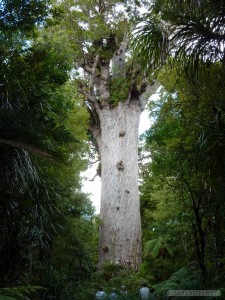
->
[58,0,158,269]
[98,102,142,268]
[83,49,157,269]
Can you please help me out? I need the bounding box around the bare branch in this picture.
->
[89,54,100,90]
[79,89,97,104]
[111,33,129,79]
[139,81,160,111]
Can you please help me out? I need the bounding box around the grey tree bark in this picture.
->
[82,37,158,269]
[98,101,142,268]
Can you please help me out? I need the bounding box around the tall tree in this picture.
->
[54,0,158,269]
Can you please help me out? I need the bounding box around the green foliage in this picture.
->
[154,267,202,299]
[131,14,170,69]
[109,78,130,106]
[132,0,225,78]
[41,263,150,300]
[36,192,98,299]
[0,0,49,31]
[0,285,43,300]
[52,0,129,61]
[140,60,225,287]
[0,0,94,294]
[144,237,164,258]
[144,236,174,258]
[77,263,150,300]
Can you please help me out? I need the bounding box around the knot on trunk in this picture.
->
[103,245,109,253]
[119,131,126,137]
[116,160,124,171]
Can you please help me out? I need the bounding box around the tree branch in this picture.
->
[139,81,160,111]
[89,54,100,90]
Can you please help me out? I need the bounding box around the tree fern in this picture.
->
[0,285,43,300]
[155,267,202,298]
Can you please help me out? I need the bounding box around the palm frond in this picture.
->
[0,138,52,158]
[131,15,170,69]
[135,0,225,76]
[172,14,225,68]
[154,0,224,17]
[0,148,41,194]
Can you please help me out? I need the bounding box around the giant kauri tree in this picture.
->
[55,0,157,269]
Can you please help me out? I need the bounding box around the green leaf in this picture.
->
[144,236,164,258]
[0,296,17,300]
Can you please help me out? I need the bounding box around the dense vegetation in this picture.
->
[136,0,225,298]
[0,0,96,299]
[0,0,225,299]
